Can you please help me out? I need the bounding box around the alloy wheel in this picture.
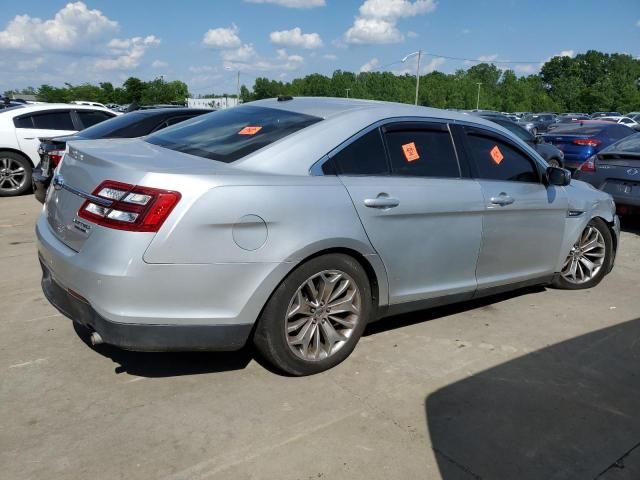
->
[285,270,361,361]
[0,157,27,193]
[561,225,606,284]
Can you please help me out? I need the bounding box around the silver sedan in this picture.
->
[37,97,620,375]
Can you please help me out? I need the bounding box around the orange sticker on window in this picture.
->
[238,126,262,135]
[490,145,504,165]
[402,142,420,162]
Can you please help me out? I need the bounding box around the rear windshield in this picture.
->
[603,133,640,155]
[547,124,604,136]
[145,105,322,163]
[78,111,155,139]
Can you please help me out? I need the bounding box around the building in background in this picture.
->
[187,97,239,109]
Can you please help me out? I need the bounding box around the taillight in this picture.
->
[77,180,181,232]
[572,138,601,147]
[49,150,65,167]
[579,156,597,173]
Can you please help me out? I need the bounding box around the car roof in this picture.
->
[131,107,213,116]
[0,103,113,117]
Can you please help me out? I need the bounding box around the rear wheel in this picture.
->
[0,152,31,197]
[552,218,613,290]
[253,254,372,376]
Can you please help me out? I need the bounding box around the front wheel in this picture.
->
[552,218,613,290]
[0,152,32,197]
[253,254,372,376]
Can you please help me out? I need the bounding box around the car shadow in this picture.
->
[365,286,545,337]
[620,216,640,236]
[425,318,640,479]
[72,323,257,377]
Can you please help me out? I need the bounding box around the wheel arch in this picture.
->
[0,147,34,167]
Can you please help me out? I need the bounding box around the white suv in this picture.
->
[0,104,115,196]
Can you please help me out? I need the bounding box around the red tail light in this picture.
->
[579,156,596,173]
[572,138,601,147]
[49,150,65,167]
[77,180,181,232]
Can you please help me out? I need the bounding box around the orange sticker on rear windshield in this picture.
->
[402,142,420,162]
[490,145,504,165]
[238,126,262,135]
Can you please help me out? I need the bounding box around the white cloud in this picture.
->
[95,35,160,70]
[636,19,640,27]
[407,31,419,38]
[224,48,304,72]
[423,56,445,73]
[202,24,242,49]
[360,57,380,72]
[346,18,403,44]
[478,54,499,62]
[461,28,470,35]
[358,0,436,19]
[151,60,168,68]
[17,57,44,71]
[245,0,325,8]
[222,43,257,62]
[514,64,537,74]
[189,65,215,73]
[270,27,323,49]
[0,1,118,52]
[557,50,575,58]
[345,0,437,44]
[323,53,338,60]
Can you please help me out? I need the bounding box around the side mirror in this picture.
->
[546,166,571,186]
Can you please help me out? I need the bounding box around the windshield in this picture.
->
[602,133,640,154]
[145,105,322,163]
[77,111,152,139]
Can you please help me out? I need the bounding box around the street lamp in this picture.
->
[475,82,482,110]
[225,66,240,104]
[402,50,422,106]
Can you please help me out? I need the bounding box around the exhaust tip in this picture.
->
[90,332,103,346]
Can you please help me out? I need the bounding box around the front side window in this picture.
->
[146,106,321,163]
[332,128,388,175]
[31,111,75,130]
[465,132,540,183]
[384,127,460,178]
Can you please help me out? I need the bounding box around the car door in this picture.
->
[14,110,77,165]
[332,122,485,307]
[453,124,568,290]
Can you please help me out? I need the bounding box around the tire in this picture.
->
[253,253,372,376]
[552,217,613,290]
[0,151,32,197]
[547,158,561,168]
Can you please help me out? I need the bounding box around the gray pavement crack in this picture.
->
[594,441,640,479]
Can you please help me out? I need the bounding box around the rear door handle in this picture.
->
[364,194,400,209]
[490,193,515,206]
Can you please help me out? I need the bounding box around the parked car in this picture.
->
[37,97,619,375]
[0,104,116,196]
[71,101,107,109]
[547,115,591,132]
[626,112,640,122]
[519,113,557,135]
[471,112,565,167]
[542,121,636,170]
[573,133,640,216]
[32,108,213,203]
[599,116,640,131]
[590,112,622,119]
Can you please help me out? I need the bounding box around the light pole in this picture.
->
[225,66,240,105]
[475,82,482,110]
[345,88,351,98]
[402,50,422,105]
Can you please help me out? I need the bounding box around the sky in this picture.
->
[0,0,639,95]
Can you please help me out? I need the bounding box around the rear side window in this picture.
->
[465,132,539,183]
[77,110,113,128]
[384,127,460,178]
[31,111,75,130]
[13,116,33,128]
[332,129,388,175]
[146,106,321,163]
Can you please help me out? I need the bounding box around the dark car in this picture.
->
[541,121,635,171]
[472,112,565,167]
[519,113,557,135]
[573,133,640,215]
[33,108,212,203]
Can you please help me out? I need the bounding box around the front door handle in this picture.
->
[364,194,400,209]
[490,193,515,206]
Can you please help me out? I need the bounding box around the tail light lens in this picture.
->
[579,156,597,173]
[573,138,601,147]
[77,180,181,232]
[48,150,65,168]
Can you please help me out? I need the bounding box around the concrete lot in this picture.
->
[1,194,640,480]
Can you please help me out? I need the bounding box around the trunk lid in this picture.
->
[44,138,236,252]
[596,155,640,199]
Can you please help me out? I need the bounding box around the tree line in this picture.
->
[4,50,640,113]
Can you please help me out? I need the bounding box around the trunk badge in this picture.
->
[627,168,638,176]
[52,174,64,191]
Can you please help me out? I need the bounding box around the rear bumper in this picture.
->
[32,167,51,204]
[41,261,252,351]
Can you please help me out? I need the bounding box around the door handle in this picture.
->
[364,194,400,209]
[490,193,515,206]
[23,137,35,140]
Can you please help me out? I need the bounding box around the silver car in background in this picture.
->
[37,97,620,375]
